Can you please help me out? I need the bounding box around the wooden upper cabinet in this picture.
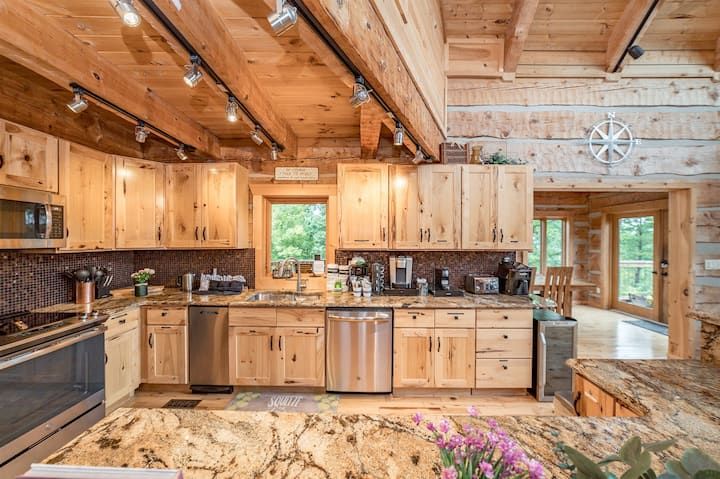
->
[421,165,461,249]
[390,165,423,249]
[59,142,114,251]
[115,157,164,249]
[165,164,201,248]
[496,166,533,249]
[461,165,496,249]
[0,120,58,192]
[201,163,239,248]
[338,163,388,249]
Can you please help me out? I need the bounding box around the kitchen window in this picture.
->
[528,218,568,274]
[269,201,327,272]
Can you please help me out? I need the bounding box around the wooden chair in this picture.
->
[543,266,574,317]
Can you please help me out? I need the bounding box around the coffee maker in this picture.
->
[497,257,533,295]
[390,256,413,288]
[434,267,450,291]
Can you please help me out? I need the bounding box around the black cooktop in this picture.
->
[0,311,78,337]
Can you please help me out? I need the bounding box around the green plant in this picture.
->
[130,268,155,284]
[557,436,720,479]
[482,151,527,165]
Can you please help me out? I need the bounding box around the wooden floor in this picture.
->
[121,305,666,416]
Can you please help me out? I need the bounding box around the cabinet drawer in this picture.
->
[475,359,531,388]
[106,308,139,335]
[394,309,435,328]
[146,307,187,325]
[475,329,532,358]
[435,310,475,328]
[230,307,277,327]
[476,309,532,329]
[276,308,325,327]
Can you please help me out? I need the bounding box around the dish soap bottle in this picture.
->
[312,254,325,276]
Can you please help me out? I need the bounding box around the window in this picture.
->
[269,202,327,271]
[528,218,567,273]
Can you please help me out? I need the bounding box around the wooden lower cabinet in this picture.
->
[146,324,188,384]
[393,327,434,388]
[229,327,274,386]
[434,328,475,388]
[475,358,532,388]
[574,374,639,417]
[276,327,325,386]
[104,309,140,408]
[475,309,533,389]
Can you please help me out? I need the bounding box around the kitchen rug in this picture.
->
[623,319,668,336]
[225,392,339,413]
[162,399,202,409]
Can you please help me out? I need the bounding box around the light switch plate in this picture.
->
[705,259,720,270]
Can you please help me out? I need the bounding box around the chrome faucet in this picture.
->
[277,257,304,293]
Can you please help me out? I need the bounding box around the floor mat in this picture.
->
[225,392,339,413]
[162,399,202,409]
[623,319,668,336]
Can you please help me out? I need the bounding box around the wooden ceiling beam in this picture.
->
[606,0,661,73]
[504,0,540,73]
[298,0,444,159]
[714,37,720,72]
[359,100,387,159]
[144,0,298,157]
[0,0,221,159]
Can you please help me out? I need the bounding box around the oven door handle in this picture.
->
[0,327,104,371]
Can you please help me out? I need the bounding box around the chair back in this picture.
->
[543,266,574,316]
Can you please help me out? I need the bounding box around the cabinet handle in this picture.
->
[411,315,417,320]
[427,228,431,242]
[381,227,386,241]
[161,311,168,317]
[503,334,509,339]
[437,337,441,352]
[500,229,504,243]
[148,333,153,348]
[492,227,497,243]
[202,227,207,241]
[119,319,126,324]
[278,336,282,351]
[66,227,69,238]
[104,353,108,365]
[419,228,423,243]
[195,227,199,241]
[0,154,4,169]
[270,335,273,351]
[502,364,508,370]
[428,336,432,352]
[157,226,162,242]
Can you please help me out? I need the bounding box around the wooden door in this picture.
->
[274,327,325,386]
[60,142,114,250]
[421,165,461,249]
[0,120,58,192]
[393,328,434,388]
[337,164,388,248]
[115,157,164,248]
[165,164,201,248]
[104,333,127,407]
[389,165,423,249]
[434,328,475,388]
[228,326,274,385]
[461,165,496,249]
[201,163,238,247]
[496,166,533,249]
[146,325,187,384]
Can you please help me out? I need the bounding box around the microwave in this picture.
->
[0,186,66,249]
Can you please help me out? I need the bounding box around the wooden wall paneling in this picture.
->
[440,0,515,38]
[504,0,541,73]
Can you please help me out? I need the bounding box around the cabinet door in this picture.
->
[576,375,615,416]
[146,325,187,384]
[201,163,237,248]
[461,165,496,249]
[165,164,201,248]
[275,327,325,386]
[115,157,164,248]
[338,164,388,248]
[389,165,423,249]
[434,328,475,388]
[129,326,141,390]
[229,326,274,385]
[496,166,533,250]
[104,334,126,407]
[0,120,58,192]
[60,142,114,250]
[393,328,434,388]
[421,165,461,249]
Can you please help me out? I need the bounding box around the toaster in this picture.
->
[465,275,500,295]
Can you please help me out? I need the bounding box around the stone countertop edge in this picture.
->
[688,309,720,327]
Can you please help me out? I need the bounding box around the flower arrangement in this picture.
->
[131,268,155,285]
[413,407,544,479]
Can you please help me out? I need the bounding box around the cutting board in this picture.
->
[111,285,165,297]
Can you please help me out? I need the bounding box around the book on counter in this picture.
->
[18,464,183,479]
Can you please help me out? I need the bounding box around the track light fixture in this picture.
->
[66,88,89,114]
[627,45,645,60]
[412,147,425,165]
[183,56,203,88]
[393,121,404,147]
[250,126,264,146]
[270,143,279,161]
[134,121,148,143]
[111,0,141,27]
[226,96,239,122]
[350,76,371,108]
[267,0,298,36]
[176,144,189,161]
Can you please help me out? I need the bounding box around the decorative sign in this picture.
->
[587,112,641,167]
[274,167,319,181]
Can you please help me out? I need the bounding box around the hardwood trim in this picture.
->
[714,37,720,72]
[504,0,540,73]
[600,199,669,215]
[667,189,695,358]
[360,101,387,159]
[605,0,661,72]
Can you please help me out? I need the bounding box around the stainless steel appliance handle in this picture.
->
[327,317,391,324]
[539,331,547,391]
[45,203,53,238]
[0,327,104,371]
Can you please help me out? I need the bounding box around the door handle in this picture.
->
[195,226,199,241]
[157,226,162,242]
[492,227,497,242]
[428,336,432,352]
[500,229,504,243]
[0,154,4,169]
[427,228,431,242]
[270,335,273,351]
[278,336,282,351]
[202,227,207,241]
[437,337,440,352]
[148,333,153,348]
[419,228,423,242]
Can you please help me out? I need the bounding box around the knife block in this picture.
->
[95,283,112,299]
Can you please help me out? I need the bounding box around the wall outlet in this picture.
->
[705,259,720,270]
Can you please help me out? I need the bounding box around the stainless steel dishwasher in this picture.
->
[326,308,393,393]
[188,306,231,393]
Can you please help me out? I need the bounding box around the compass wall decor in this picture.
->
[587,112,641,167]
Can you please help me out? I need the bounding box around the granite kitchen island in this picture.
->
[43,359,720,478]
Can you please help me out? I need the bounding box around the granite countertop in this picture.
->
[44,359,720,478]
[688,309,720,327]
[35,289,533,315]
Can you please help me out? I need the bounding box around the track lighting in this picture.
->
[412,147,425,165]
[350,76,371,108]
[270,143,279,161]
[111,0,141,27]
[267,0,298,36]
[134,121,148,143]
[176,144,189,161]
[226,96,239,122]
[393,121,404,147]
[66,88,89,114]
[183,56,203,88]
[627,45,645,60]
[250,126,264,146]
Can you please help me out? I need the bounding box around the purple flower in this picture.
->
[412,412,423,425]
[526,459,544,479]
[468,405,478,417]
[441,467,458,479]
[427,422,436,432]
[478,461,494,478]
[438,419,451,434]
[486,418,498,429]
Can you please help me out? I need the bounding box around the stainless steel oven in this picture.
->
[0,186,66,249]
[0,325,105,477]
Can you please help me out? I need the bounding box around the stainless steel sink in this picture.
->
[246,291,322,302]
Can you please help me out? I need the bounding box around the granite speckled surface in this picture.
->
[688,310,720,364]
[688,309,720,327]
[44,360,720,478]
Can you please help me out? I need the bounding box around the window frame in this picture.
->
[266,198,328,274]
[531,215,570,274]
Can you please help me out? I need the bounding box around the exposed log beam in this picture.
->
[503,0,540,73]
[298,0,444,158]
[714,37,720,72]
[360,101,387,159]
[606,0,661,73]
[144,0,298,157]
[0,0,221,158]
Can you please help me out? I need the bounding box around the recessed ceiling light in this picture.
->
[226,96,239,122]
[350,76,371,108]
[111,0,141,27]
[176,144,189,161]
[134,121,148,143]
[183,56,203,88]
[267,0,298,35]
[66,88,88,114]
[250,126,264,146]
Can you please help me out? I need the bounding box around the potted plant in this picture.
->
[131,268,155,297]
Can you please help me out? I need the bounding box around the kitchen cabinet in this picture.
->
[337,163,388,249]
[496,166,533,249]
[475,309,532,389]
[143,307,188,384]
[229,326,274,385]
[275,327,325,386]
[461,165,496,249]
[434,328,476,388]
[0,120,58,192]
[165,163,201,248]
[393,327,434,387]
[573,374,641,417]
[104,308,140,408]
[389,165,423,249]
[59,141,114,250]
[115,157,164,249]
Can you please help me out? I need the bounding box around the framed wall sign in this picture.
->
[274,167,319,181]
